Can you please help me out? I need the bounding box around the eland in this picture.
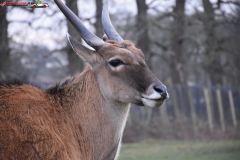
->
[0,0,168,159]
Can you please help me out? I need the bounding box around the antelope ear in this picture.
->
[67,33,99,63]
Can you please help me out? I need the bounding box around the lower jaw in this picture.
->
[141,98,164,108]
[132,99,164,108]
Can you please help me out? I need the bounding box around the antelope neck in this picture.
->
[63,67,130,160]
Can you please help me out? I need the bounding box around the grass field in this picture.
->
[118,140,240,160]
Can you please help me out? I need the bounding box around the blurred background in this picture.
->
[0,0,240,159]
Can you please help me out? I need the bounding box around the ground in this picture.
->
[118,140,240,160]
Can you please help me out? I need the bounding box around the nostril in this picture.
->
[153,84,167,98]
[154,87,163,94]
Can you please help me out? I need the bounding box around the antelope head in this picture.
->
[55,0,168,108]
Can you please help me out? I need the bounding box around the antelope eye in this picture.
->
[109,59,124,67]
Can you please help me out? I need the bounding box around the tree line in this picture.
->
[0,0,239,87]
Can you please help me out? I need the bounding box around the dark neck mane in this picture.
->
[46,76,76,95]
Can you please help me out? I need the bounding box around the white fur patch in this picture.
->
[113,104,130,160]
[143,90,161,100]
[114,139,122,160]
[142,98,158,108]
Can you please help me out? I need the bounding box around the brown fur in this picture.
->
[101,40,145,61]
[0,66,116,160]
[0,38,167,160]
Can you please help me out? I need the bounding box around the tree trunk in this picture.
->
[233,7,240,85]
[202,0,223,85]
[170,0,186,84]
[66,0,84,75]
[0,0,11,78]
[94,0,103,38]
[136,0,151,66]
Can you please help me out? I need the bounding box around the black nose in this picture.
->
[153,84,168,99]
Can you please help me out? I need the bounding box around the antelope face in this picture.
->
[96,40,168,107]
[68,37,168,107]
[55,0,168,107]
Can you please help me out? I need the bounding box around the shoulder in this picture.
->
[0,79,47,103]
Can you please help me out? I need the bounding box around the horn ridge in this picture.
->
[54,0,105,50]
[102,0,123,43]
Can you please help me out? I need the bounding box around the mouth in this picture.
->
[141,97,165,108]
[140,92,169,107]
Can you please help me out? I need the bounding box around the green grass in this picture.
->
[118,140,240,160]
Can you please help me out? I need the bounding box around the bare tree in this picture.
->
[66,0,84,75]
[0,0,11,78]
[169,0,186,84]
[136,0,151,66]
[228,3,240,85]
[202,0,223,85]
[94,0,103,37]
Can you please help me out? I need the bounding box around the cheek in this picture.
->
[111,67,151,92]
[96,66,153,103]
[106,69,146,102]
[117,85,139,100]
[123,67,153,93]
[96,68,121,98]
[98,72,137,102]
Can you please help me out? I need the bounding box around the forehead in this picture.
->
[99,40,146,63]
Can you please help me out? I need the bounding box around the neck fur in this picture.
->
[51,66,130,159]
